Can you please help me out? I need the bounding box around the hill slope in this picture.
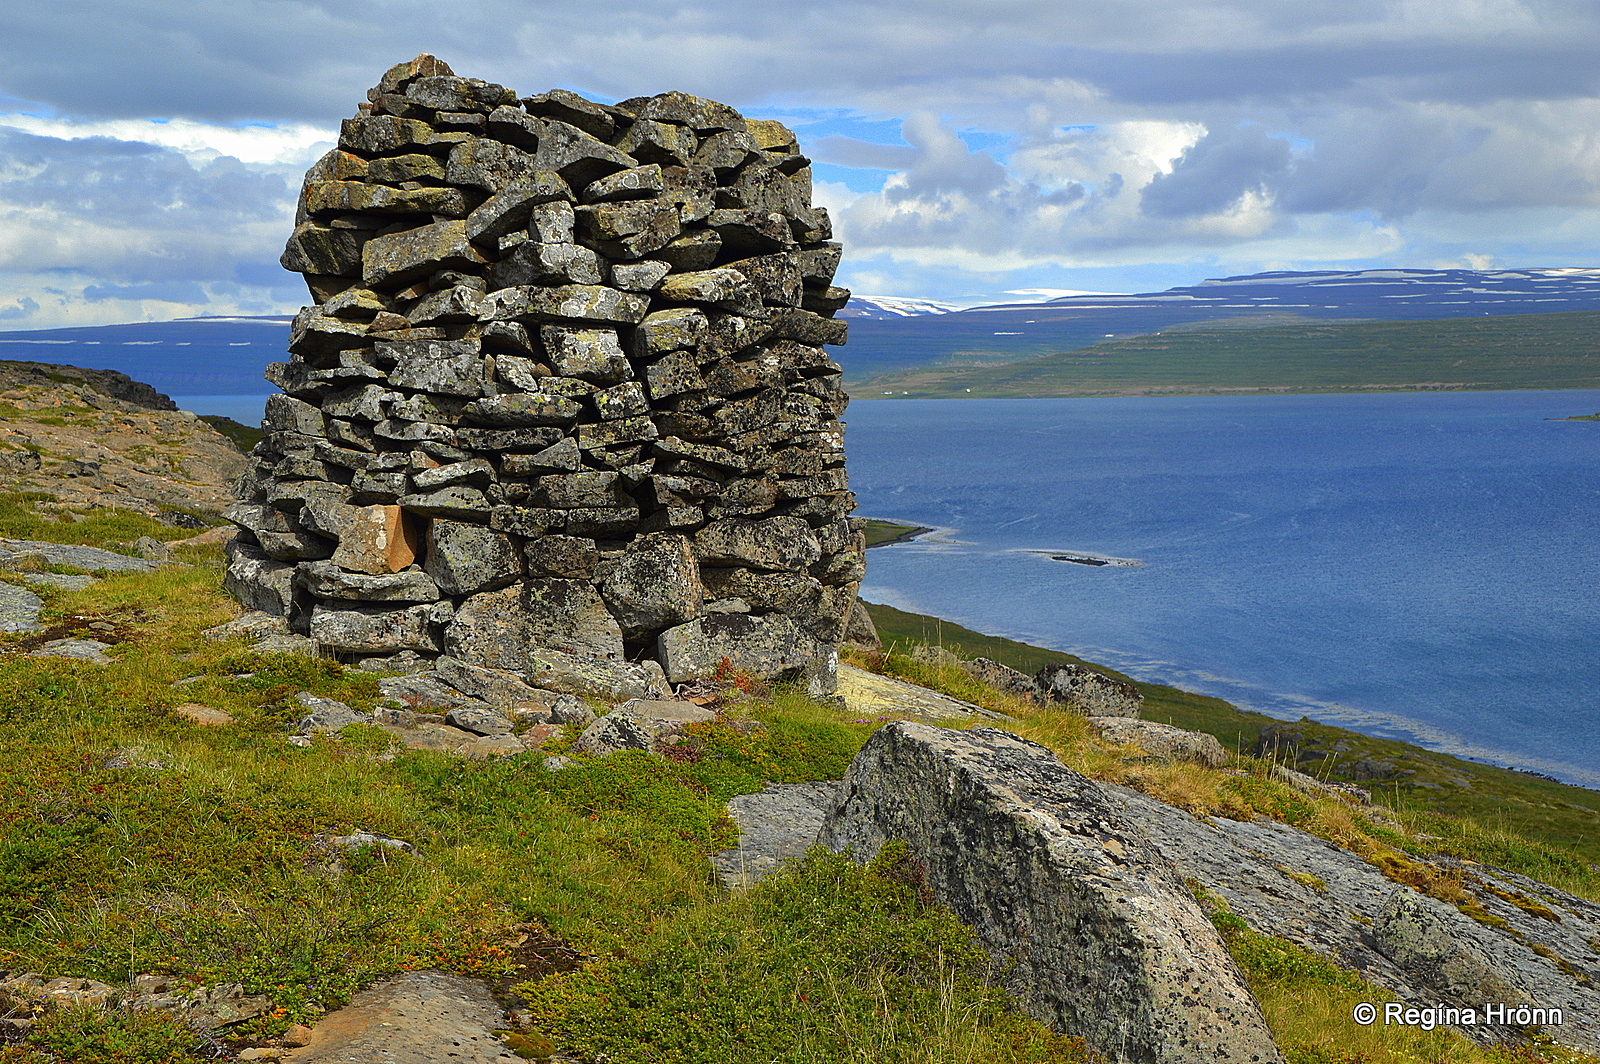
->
[837,267,1600,382]
[852,308,1600,398]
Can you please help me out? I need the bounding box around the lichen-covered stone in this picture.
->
[296,560,442,602]
[1034,663,1143,717]
[821,722,1283,1064]
[362,220,488,288]
[693,516,821,571]
[444,580,623,670]
[223,537,297,616]
[478,285,649,327]
[424,519,519,594]
[657,612,833,695]
[243,63,858,695]
[599,533,704,638]
[383,338,493,398]
[489,241,604,288]
[461,393,582,427]
[310,601,448,653]
[525,649,668,701]
[1089,717,1228,768]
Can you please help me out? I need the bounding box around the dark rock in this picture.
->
[1033,662,1142,717]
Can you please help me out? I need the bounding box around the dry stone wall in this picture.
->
[225,55,861,696]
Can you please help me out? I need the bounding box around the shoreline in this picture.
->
[857,518,934,549]
[855,597,1600,858]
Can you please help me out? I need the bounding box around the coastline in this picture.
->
[852,596,1600,863]
[858,518,935,548]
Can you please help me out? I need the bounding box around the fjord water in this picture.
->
[845,392,1600,786]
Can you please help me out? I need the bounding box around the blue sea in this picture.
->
[844,392,1600,787]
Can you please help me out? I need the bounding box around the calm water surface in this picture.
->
[844,391,1600,785]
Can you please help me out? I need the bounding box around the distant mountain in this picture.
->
[839,296,964,319]
[0,316,292,396]
[854,308,1600,399]
[7,268,1600,397]
[837,268,1600,381]
[1028,267,1600,315]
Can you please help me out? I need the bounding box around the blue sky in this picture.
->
[3,1,1600,326]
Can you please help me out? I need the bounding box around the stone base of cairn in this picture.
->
[224,55,862,698]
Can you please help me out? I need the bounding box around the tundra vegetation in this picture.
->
[0,500,1596,1063]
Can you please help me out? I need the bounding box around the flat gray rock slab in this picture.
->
[0,583,44,633]
[1107,783,1600,1052]
[280,970,519,1063]
[711,781,841,890]
[835,662,1010,722]
[0,537,160,572]
[30,639,114,665]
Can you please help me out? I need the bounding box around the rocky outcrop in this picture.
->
[1107,782,1600,1053]
[820,721,1282,1064]
[225,55,859,696]
[954,654,1145,716]
[0,365,245,522]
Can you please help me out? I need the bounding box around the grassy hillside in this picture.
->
[852,308,1600,398]
[2,486,1597,1061]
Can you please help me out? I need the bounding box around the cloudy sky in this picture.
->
[3,0,1600,327]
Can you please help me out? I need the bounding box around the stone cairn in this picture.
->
[224,55,861,699]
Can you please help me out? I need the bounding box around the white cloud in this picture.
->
[0,114,334,167]
[0,0,1599,314]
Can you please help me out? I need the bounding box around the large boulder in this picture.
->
[1089,717,1229,768]
[820,722,1281,1064]
[598,533,704,637]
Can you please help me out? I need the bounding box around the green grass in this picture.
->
[854,308,1600,398]
[4,508,1600,1062]
[518,843,1093,1064]
[199,415,262,454]
[858,518,929,548]
[0,491,217,549]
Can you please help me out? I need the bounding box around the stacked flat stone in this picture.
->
[224,54,861,697]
